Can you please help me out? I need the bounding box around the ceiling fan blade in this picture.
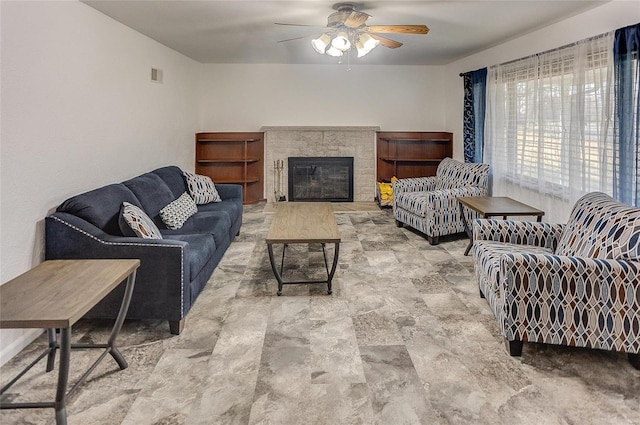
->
[277,35,314,43]
[367,25,430,35]
[274,22,325,28]
[369,34,403,49]
[344,11,370,28]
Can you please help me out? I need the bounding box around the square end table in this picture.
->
[458,196,545,255]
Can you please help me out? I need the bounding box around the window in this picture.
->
[487,33,615,204]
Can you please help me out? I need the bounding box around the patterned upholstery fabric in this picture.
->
[160,192,198,230]
[393,158,490,242]
[119,202,163,239]
[183,171,222,204]
[473,192,640,358]
[555,192,640,260]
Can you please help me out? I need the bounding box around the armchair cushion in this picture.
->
[434,157,490,190]
[555,192,640,260]
[393,176,438,195]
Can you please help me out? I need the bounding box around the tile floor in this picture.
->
[1,204,639,425]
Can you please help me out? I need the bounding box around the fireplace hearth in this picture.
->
[288,157,354,202]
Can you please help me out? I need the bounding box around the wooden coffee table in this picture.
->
[0,259,139,425]
[458,196,545,255]
[266,202,341,295]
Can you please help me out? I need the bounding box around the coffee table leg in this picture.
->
[326,243,340,295]
[55,327,71,425]
[267,243,285,296]
[107,270,137,370]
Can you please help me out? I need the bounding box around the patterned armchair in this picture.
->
[473,192,640,369]
[393,158,490,244]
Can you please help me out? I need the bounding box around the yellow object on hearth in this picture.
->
[378,176,398,201]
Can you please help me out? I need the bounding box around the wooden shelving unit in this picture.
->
[377,131,453,181]
[195,132,264,204]
[376,131,453,206]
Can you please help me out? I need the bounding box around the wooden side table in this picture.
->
[0,259,140,425]
[458,196,545,255]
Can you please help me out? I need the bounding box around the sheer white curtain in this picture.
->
[485,32,615,223]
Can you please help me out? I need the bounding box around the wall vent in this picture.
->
[151,67,163,83]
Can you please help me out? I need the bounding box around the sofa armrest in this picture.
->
[45,213,189,321]
[473,219,564,250]
[499,253,640,352]
[215,183,242,202]
[393,176,438,195]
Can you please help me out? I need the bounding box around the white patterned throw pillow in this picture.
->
[120,202,163,239]
[160,192,198,230]
[183,171,222,204]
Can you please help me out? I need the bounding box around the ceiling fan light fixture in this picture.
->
[326,46,344,57]
[311,33,332,54]
[355,40,370,58]
[278,3,428,62]
[359,33,380,51]
[331,31,351,51]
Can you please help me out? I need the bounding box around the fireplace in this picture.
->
[288,157,354,202]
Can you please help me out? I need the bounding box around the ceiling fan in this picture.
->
[275,3,429,58]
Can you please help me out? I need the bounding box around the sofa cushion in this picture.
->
[152,166,189,198]
[160,192,198,230]
[197,198,242,219]
[184,171,222,204]
[161,211,232,249]
[119,202,163,239]
[555,192,640,260]
[123,173,175,220]
[56,184,140,235]
[165,233,216,282]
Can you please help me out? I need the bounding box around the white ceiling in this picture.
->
[82,0,608,65]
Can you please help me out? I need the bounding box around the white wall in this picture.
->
[443,1,640,165]
[0,1,201,365]
[199,64,447,132]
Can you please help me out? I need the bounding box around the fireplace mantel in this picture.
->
[262,126,379,203]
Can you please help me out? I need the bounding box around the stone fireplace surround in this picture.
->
[262,126,379,203]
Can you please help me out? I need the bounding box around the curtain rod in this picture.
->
[459,30,612,76]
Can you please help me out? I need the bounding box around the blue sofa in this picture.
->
[45,166,242,334]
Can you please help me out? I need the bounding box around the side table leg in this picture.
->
[107,270,137,370]
[55,327,71,425]
[459,203,473,256]
[46,329,57,372]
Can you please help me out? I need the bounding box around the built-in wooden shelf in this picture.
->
[376,131,454,206]
[196,158,260,164]
[195,132,265,204]
[379,157,446,162]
